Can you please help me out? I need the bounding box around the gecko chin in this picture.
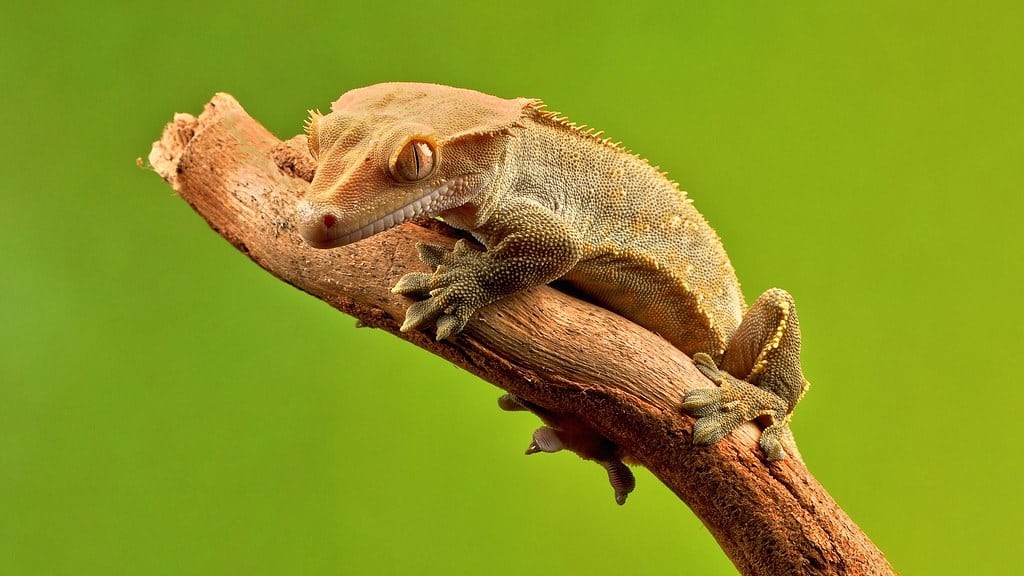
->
[296,176,480,249]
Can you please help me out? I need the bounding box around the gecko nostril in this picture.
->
[322,213,336,229]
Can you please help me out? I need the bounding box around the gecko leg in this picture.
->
[392,200,582,341]
[680,289,808,461]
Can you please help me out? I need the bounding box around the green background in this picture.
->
[2,1,1020,574]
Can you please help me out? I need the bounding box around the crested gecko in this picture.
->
[296,82,810,503]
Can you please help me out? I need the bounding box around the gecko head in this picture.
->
[296,83,531,249]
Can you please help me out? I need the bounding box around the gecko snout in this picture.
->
[296,199,343,249]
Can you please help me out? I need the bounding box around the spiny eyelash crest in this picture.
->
[304,109,323,136]
[304,109,323,157]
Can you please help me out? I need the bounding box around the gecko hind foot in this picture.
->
[681,354,792,461]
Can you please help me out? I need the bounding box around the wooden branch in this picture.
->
[146,94,894,576]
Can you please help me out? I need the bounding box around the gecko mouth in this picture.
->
[297,176,476,249]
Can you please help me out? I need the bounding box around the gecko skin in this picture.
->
[296,83,810,500]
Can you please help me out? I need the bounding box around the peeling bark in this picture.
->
[145,94,894,576]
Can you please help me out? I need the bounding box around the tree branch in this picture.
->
[145,94,894,576]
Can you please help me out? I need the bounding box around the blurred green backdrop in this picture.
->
[2,1,1021,574]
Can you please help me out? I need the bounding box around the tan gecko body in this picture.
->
[297,83,809,503]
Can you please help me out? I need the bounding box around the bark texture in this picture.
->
[146,93,895,576]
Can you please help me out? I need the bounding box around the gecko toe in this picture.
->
[497,393,529,411]
[691,410,748,445]
[526,426,564,454]
[758,424,789,461]
[392,272,433,297]
[691,416,725,444]
[434,314,468,340]
[415,242,451,267]
[602,460,635,505]
[401,298,444,333]
[692,353,724,382]
[680,388,723,416]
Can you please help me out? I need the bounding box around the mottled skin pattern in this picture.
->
[296,83,810,500]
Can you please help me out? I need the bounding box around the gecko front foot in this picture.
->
[392,240,491,339]
[681,353,792,461]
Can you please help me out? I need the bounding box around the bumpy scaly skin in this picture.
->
[297,83,810,499]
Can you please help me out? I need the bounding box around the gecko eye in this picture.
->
[390,138,436,182]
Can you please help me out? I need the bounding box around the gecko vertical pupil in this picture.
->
[392,139,435,182]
